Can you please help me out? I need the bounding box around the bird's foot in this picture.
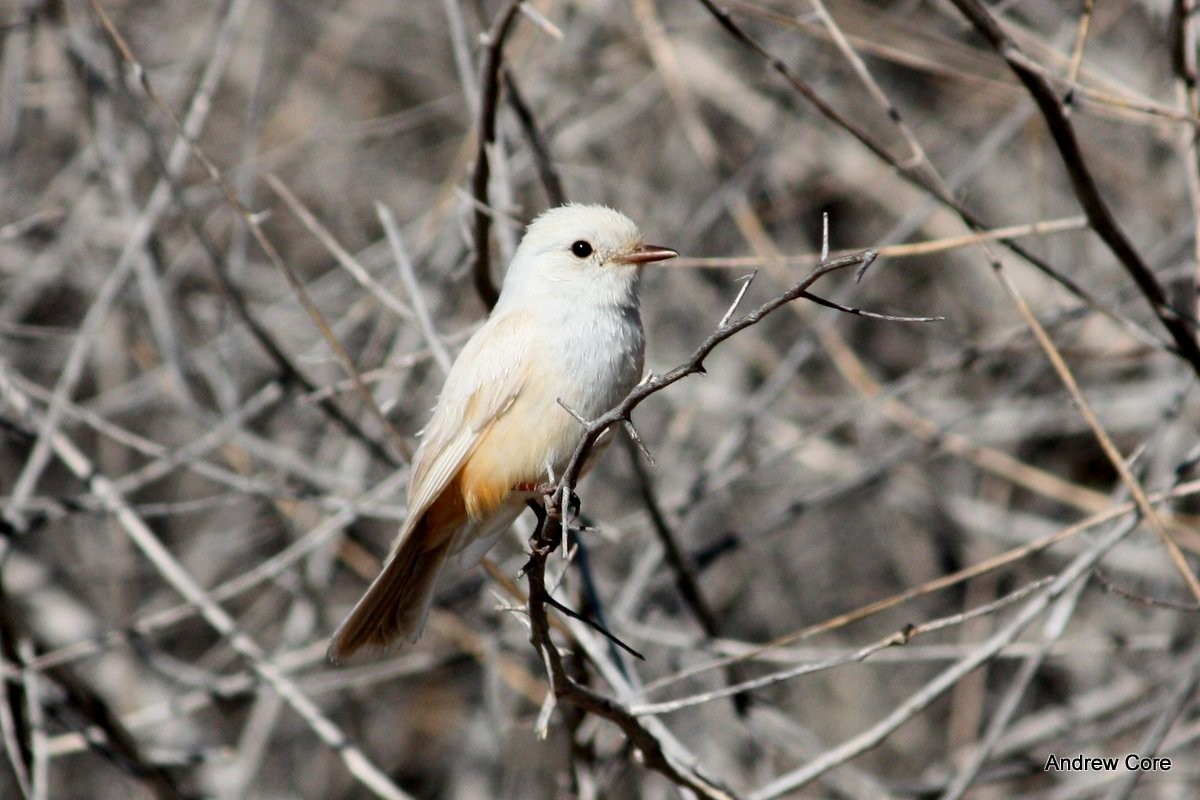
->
[548,488,581,522]
[514,482,581,521]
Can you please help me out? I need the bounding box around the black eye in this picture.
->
[570,240,593,258]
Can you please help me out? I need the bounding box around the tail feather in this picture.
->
[327,529,454,663]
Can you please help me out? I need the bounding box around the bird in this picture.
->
[328,204,677,662]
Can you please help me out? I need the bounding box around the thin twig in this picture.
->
[1104,642,1200,800]
[85,0,411,465]
[524,506,738,800]
[377,202,454,374]
[666,216,1089,268]
[621,437,752,713]
[266,175,413,323]
[0,364,415,800]
[748,517,1140,799]
[692,0,1186,361]
[938,573,1090,798]
[1172,0,1200,322]
[988,255,1200,600]
[631,576,1053,716]
[1064,0,1094,93]
[503,70,566,207]
[2,0,254,529]
[16,641,45,800]
[947,0,1200,377]
[637,479,1200,696]
[553,247,876,509]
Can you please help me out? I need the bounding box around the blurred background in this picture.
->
[1,0,1199,797]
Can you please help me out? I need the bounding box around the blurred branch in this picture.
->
[692,0,1174,358]
[1093,570,1199,612]
[0,0,252,531]
[1,495,181,800]
[639,477,1200,696]
[1064,0,1094,91]
[84,0,410,467]
[748,516,1141,799]
[1172,0,1200,322]
[991,267,1200,599]
[28,467,411,675]
[1105,642,1200,800]
[0,364,415,800]
[947,0,1200,378]
[377,203,455,375]
[808,0,931,171]
[0,577,33,799]
[630,576,1054,716]
[267,176,414,323]
[503,69,566,207]
[470,0,522,311]
[622,437,753,714]
[938,569,1089,798]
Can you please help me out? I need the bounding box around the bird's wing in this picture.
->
[397,310,534,543]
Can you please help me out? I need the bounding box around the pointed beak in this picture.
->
[618,244,678,265]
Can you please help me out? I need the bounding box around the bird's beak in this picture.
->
[618,244,679,265]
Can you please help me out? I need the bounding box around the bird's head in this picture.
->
[499,204,676,306]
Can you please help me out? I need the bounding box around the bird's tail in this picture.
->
[327,524,455,663]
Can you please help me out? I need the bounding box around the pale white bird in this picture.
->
[328,204,676,661]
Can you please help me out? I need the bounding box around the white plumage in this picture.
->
[328,205,676,661]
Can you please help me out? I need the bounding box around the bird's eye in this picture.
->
[570,240,593,258]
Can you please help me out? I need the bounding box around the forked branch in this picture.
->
[552,247,877,517]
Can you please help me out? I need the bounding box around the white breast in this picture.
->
[516,298,645,476]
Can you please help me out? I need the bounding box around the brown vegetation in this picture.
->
[1,1,1198,797]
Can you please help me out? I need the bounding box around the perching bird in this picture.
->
[328,204,677,661]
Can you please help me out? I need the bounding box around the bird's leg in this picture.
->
[513,482,582,526]
[548,485,581,522]
[513,480,555,494]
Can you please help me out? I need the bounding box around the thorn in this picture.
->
[820,212,830,263]
[855,250,879,282]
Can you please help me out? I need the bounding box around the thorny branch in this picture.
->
[517,240,878,797]
[524,504,738,800]
[551,247,877,519]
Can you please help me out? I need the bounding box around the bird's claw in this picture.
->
[546,488,581,522]
[514,481,581,522]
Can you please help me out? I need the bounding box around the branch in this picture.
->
[553,247,877,509]
[82,0,409,468]
[630,576,1054,717]
[748,516,1141,799]
[503,69,567,207]
[691,0,1180,363]
[0,365,415,800]
[946,0,1200,377]
[470,0,522,311]
[523,507,738,800]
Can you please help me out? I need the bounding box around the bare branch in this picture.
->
[469,0,522,310]
[947,0,1200,376]
[553,247,877,506]
[523,507,738,800]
